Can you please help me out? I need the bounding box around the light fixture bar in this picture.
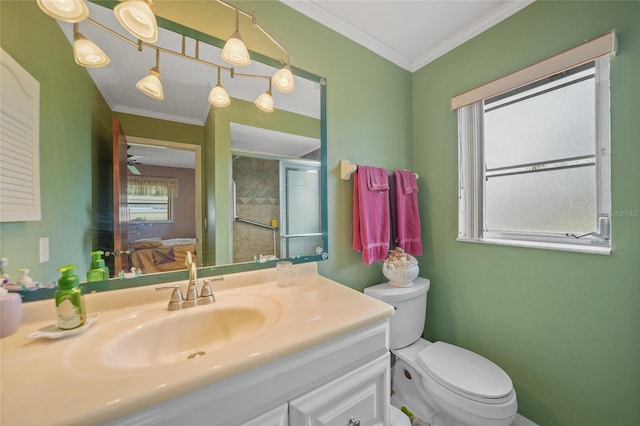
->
[85,16,276,81]
[78,5,295,111]
[215,0,292,60]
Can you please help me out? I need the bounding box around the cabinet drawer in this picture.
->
[289,353,390,426]
[242,403,288,426]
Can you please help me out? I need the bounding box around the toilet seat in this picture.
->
[417,342,514,404]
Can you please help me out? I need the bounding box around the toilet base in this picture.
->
[391,340,517,426]
[391,362,443,426]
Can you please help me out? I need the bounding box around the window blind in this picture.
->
[451,31,616,111]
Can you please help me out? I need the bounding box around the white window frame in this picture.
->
[456,37,614,255]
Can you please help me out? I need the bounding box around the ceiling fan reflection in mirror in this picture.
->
[127,145,143,175]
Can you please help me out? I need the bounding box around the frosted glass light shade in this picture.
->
[221,32,251,66]
[37,0,89,22]
[114,0,158,43]
[208,84,231,108]
[74,33,110,67]
[136,68,163,99]
[255,90,274,113]
[272,66,295,93]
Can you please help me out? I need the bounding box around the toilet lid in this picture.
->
[417,342,513,401]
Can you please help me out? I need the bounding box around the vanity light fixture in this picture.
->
[37,0,89,23]
[114,0,158,43]
[208,68,231,108]
[255,80,275,113]
[73,23,110,68]
[136,48,163,100]
[38,0,296,112]
[271,54,295,93]
[221,9,251,67]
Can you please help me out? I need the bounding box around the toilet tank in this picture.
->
[364,278,430,349]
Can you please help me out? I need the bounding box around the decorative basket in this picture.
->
[382,263,419,288]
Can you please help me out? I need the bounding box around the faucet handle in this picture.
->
[156,284,184,310]
[198,279,216,305]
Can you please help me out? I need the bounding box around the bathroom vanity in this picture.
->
[0,263,393,425]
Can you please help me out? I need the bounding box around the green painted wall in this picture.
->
[412,1,640,425]
[113,112,205,145]
[0,1,111,284]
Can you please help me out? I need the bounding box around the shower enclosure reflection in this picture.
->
[231,124,322,263]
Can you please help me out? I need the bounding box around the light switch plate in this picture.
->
[39,237,49,263]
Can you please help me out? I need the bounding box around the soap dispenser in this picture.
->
[55,265,86,330]
[16,268,35,290]
[87,250,109,282]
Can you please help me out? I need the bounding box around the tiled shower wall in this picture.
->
[233,156,280,263]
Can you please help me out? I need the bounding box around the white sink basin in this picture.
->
[69,293,282,370]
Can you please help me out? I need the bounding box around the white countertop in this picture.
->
[0,264,393,425]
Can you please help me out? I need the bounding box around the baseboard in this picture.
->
[514,413,538,426]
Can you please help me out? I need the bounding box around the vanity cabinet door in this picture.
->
[241,403,288,426]
[289,353,390,426]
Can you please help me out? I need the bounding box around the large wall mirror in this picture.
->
[10,0,327,300]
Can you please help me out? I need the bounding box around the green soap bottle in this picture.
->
[87,250,109,282]
[55,265,86,330]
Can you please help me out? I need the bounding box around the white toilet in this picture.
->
[365,278,517,426]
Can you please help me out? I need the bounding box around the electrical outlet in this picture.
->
[39,237,49,263]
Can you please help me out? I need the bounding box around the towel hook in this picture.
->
[340,160,358,180]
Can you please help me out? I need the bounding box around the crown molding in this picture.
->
[280,0,414,70]
[281,0,535,72]
[112,105,206,126]
[411,0,535,71]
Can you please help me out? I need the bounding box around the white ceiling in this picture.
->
[282,0,534,72]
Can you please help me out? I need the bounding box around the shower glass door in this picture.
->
[280,160,322,259]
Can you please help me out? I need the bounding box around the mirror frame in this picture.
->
[21,2,328,302]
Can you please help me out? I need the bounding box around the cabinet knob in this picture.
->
[348,418,360,426]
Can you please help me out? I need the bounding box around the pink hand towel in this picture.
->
[392,170,422,256]
[367,167,389,191]
[353,166,390,265]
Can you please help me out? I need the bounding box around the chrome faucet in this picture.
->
[185,261,199,307]
[156,252,217,310]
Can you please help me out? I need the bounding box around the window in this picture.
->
[127,176,178,223]
[456,33,615,254]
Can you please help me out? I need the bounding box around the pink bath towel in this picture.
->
[353,166,390,264]
[392,170,422,256]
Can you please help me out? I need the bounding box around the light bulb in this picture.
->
[255,89,274,113]
[221,32,251,66]
[114,0,158,43]
[272,66,295,93]
[136,68,163,100]
[208,84,231,108]
[37,0,89,22]
[73,31,110,67]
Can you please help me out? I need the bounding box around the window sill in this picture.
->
[457,237,611,255]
